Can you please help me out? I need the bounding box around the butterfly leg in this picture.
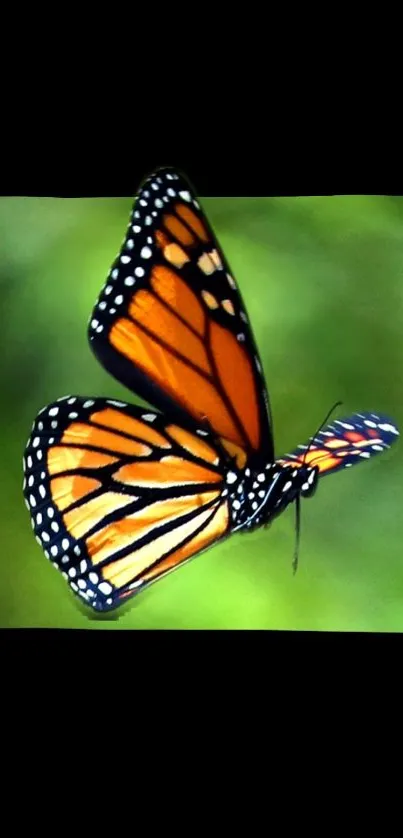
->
[292,495,301,575]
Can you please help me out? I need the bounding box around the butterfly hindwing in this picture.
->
[88,166,274,462]
[277,412,399,475]
[23,396,230,611]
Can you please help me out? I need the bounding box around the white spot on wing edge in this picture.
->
[378,423,399,435]
[128,579,143,591]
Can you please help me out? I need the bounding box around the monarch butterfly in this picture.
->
[23,168,399,612]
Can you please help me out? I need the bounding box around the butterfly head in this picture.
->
[296,463,320,498]
[265,462,320,519]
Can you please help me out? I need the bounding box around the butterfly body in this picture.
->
[23,167,399,614]
[224,458,319,533]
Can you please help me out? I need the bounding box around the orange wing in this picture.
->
[276,412,399,475]
[23,397,230,612]
[88,167,274,462]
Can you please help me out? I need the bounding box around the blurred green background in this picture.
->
[1,192,402,630]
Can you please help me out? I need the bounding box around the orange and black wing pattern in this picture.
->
[88,167,273,462]
[23,397,230,611]
[277,412,399,475]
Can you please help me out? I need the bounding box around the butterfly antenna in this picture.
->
[302,401,343,466]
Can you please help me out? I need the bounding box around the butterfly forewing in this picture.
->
[23,396,230,611]
[277,412,399,475]
[88,166,274,462]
